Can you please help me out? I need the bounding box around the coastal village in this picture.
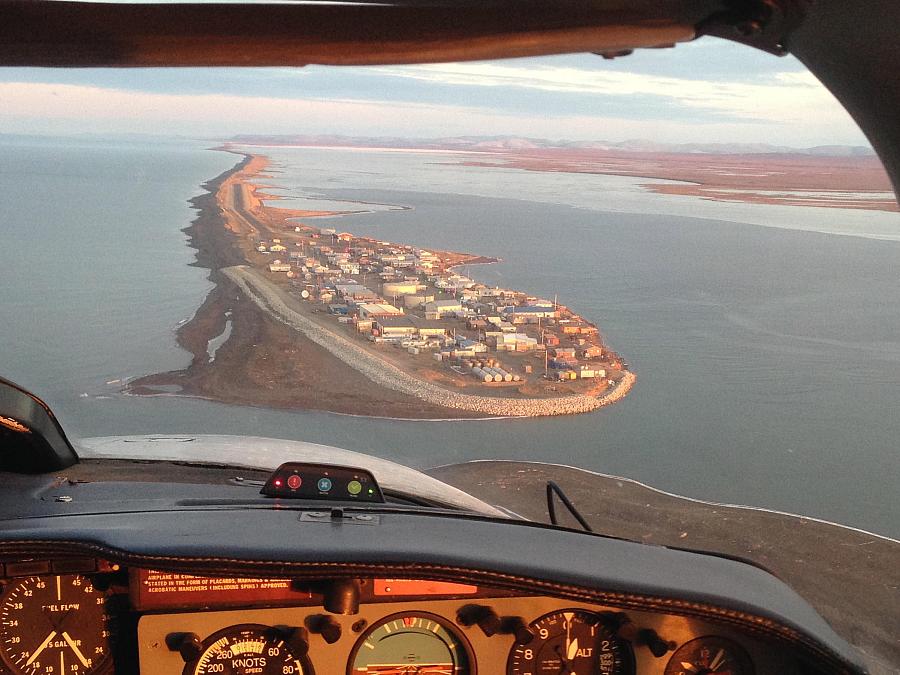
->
[130,151,634,417]
[241,186,627,398]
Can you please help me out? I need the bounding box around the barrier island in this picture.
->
[128,148,634,418]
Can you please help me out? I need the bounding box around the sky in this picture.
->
[0,39,871,147]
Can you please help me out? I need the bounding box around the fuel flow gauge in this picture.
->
[0,575,111,675]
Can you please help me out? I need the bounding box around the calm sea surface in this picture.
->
[2,137,899,537]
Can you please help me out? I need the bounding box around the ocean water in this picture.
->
[2,137,899,538]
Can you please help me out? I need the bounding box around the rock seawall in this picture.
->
[223,266,635,417]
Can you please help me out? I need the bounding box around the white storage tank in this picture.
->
[383,281,421,296]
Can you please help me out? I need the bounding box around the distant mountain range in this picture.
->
[229,134,875,157]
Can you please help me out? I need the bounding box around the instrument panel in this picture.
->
[140,598,778,675]
[0,562,802,675]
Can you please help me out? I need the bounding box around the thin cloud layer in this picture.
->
[0,52,867,147]
[371,63,846,125]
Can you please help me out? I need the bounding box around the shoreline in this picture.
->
[454,151,897,212]
[122,388,521,422]
[122,388,522,422]
[224,264,635,417]
[128,148,634,418]
[224,142,897,212]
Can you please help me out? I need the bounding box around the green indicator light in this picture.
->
[368,489,375,495]
[347,480,362,495]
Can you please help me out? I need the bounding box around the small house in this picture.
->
[581,345,603,359]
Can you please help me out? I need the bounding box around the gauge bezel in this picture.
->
[185,623,315,675]
[0,574,113,675]
[346,610,476,675]
[664,635,755,675]
[506,608,635,675]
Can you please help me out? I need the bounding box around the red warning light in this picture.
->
[274,479,283,487]
[287,475,302,490]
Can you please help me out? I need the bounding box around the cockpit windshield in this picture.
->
[1,39,898,540]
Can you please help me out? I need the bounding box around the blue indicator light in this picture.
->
[317,477,333,492]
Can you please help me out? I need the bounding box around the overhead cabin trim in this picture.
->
[0,0,701,67]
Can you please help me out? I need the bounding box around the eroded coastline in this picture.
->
[128,149,634,418]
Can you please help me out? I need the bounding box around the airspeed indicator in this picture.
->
[186,625,310,675]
